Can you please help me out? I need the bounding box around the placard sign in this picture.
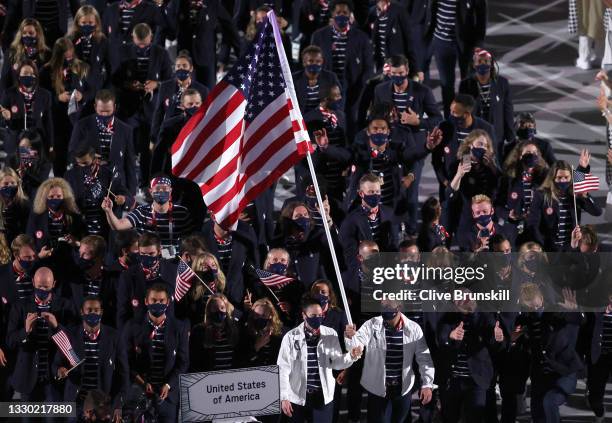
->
[179,365,280,421]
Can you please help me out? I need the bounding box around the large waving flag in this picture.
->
[171,11,311,230]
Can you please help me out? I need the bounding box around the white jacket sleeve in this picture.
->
[328,331,356,370]
[414,325,435,388]
[345,319,373,350]
[277,334,293,401]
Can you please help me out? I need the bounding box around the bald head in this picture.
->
[33,267,55,289]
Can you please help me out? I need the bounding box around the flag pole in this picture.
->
[571,165,579,227]
[268,11,353,326]
[176,255,216,296]
[55,358,86,380]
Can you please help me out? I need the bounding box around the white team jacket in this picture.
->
[345,314,435,397]
[277,323,355,405]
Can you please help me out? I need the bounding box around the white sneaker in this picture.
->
[576,58,593,70]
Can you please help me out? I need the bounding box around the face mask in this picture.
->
[139,254,159,269]
[211,310,226,323]
[97,114,113,125]
[35,287,51,301]
[83,312,102,327]
[293,217,310,233]
[200,269,217,283]
[449,115,466,128]
[268,262,287,275]
[315,293,329,309]
[19,259,35,272]
[185,106,198,117]
[305,316,323,330]
[0,185,17,200]
[73,250,95,271]
[175,69,190,81]
[152,191,170,205]
[555,181,570,193]
[47,198,63,211]
[381,308,398,321]
[475,64,491,76]
[524,257,539,273]
[147,302,167,318]
[80,24,95,36]
[305,64,322,74]
[19,76,36,88]
[63,58,73,68]
[503,253,512,266]
[534,308,544,317]
[521,153,537,168]
[126,252,139,266]
[517,127,536,140]
[391,75,406,86]
[334,15,349,29]
[475,213,492,227]
[135,45,150,56]
[328,99,342,111]
[370,133,388,146]
[21,36,37,47]
[362,193,380,208]
[471,147,486,161]
[253,317,270,330]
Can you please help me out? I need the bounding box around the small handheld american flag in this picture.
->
[573,169,600,194]
[51,329,81,368]
[174,260,196,302]
[255,268,293,290]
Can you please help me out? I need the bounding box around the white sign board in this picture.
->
[179,365,280,422]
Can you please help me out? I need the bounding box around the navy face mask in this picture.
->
[370,133,388,146]
[139,254,159,269]
[211,310,226,323]
[83,313,102,327]
[381,308,398,321]
[0,185,17,200]
[521,153,537,168]
[334,15,349,29]
[362,193,380,208]
[449,115,466,127]
[200,268,218,283]
[35,288,51,301]
[185,106,198,117]
[47,198,63,211]
[80,24,95,36]
[305,64,322,75]
[21,36,37,47]
[97,114,113,125]
[268,262,287,275]
[328,99,342,111]
[253,317,270,330]
[475,213,492,227]
[74,251,95,271]
[475,64,491,76]
[555,181,570,193]
[293,217,311,233]
[391,75,406,86]
[19,76,36,88]
[19,259,35,272]
[517,127,536,140]
[135,45,151,57]
[315,294,329,309]
[471,147,486,161]
[305,316,323,330]
[175,69,190,81]
[152,191,170,205]
[148,302,167,318]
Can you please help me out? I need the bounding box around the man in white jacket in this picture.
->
[277,294,363,423]
[344,299,435,423]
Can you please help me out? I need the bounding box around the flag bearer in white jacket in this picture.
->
[277,294,363,423]
[344,299,435,423]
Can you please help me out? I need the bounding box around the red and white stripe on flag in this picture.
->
[174,261,196,302]
[171,11,311,230]
[573,170,600,194]
[52,329,80,367]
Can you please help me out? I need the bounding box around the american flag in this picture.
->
[174,260,196,302]
[52,329,81,368]
[573,169,600,194]
[256,268,293,290]
[171,11,311,230]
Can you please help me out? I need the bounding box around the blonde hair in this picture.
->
[456,129,495,159]
[472,194,492,206]
[189,253,226,301]
[0,167,28,209]
[518,242,548,272]
[502,140,547,178]
[0,232,11,265]
[68,6,104,42]
[519,282,542,304]
[539,160,573,205]
[9,19,49,64]
[47,37,89,96]
[202,293,239,347]
[33,178,79,215]
[263,248,290,269]
[250,298,283,336]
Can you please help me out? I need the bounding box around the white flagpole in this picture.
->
[268,11,353,325]
[571,165,579,227]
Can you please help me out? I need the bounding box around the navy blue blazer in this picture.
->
[293,69,341,114]
[6,295,78,394]
[459,75,515,155]
[52,324,127,409]
[201,220,260,308]
[425,0,487,54]
[26,211,86,253]
[120,314,189,403]
[116,261,177,329]
[69,114,138,195]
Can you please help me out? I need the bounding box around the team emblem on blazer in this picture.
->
[131,299,139,307]
[444,146,450,154]
[11,105,18,114]
[511,192,518,200]
[35,230,43,239]
[546,207,553,215]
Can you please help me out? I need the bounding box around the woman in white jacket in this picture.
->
[277,294,362,423]
[344,299,435,423]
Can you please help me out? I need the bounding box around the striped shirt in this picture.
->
[23,95,35,130]
[120,7,137,34]
[452,318,471,378]
[477,82,491,120]
[149,321,166,386]
[47,212,65,243]
[82,332,100,390]
[555,196,571,248]
[521,172,533,214]
[456,126,471,144]
[83,196,104,236]
[36,302,51,381]
[84,274,102,298]
[602,312,612,353]
[368,210,381,242]
[34,0,59,31]
[135,50,151,83]
[95,117,113,163]
[392,90,408,115]
[127,204,192,252]
[75,36,93,63]
[384,323,403,386]
[305,331,322,391]
[331,28,348,82]
[212,331,234,370]
[375,14,389,63]
[3,203,20,244]
[434,0,457,42]
[305,83,320,112]
[15,272,33,300]
[528,315,552,372]
[371,156,394,206]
